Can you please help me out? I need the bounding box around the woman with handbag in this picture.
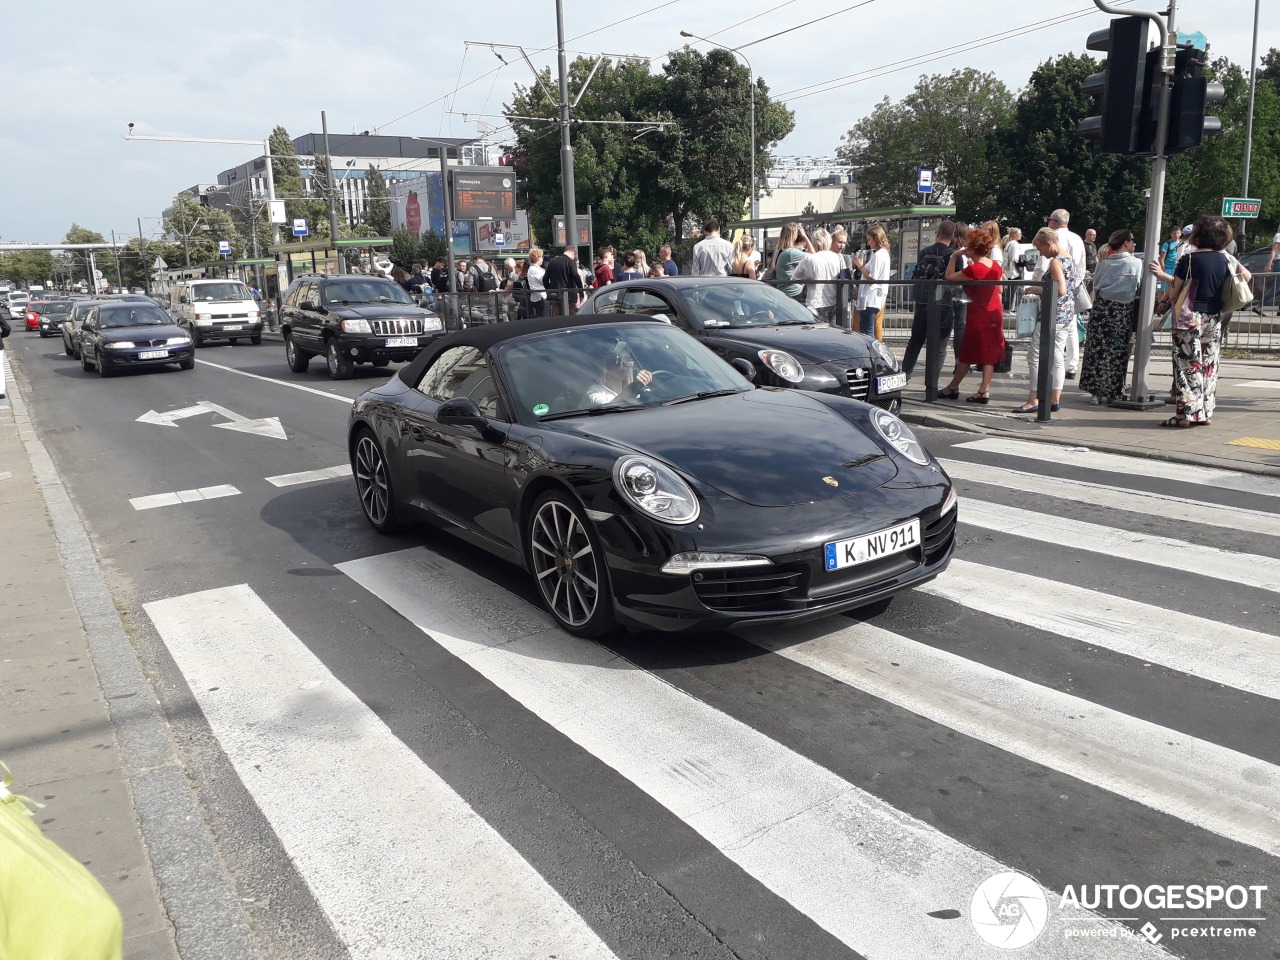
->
[937,228,1004,403]
[1078,229,1141,405]
[1013,228,1073,413]
[1162,215,1251,427]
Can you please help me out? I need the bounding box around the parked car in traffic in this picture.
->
[582,277,906,413]
[347,314,955,636]
[78,301,195,377]
[60,299,109,358]
[280,274,444,380]
[5,290,30,320]
[167,278,262,346]
[26,299,73,336]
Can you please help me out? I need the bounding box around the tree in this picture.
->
[269,126,328,239]
[0,249,55,285]
[364,165,391,236]
[62,223,114,287]
[966,55,1149,241]
[163,192,242,265]
[837,69,1013,208]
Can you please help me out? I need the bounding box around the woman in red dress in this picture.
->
[937,228,1005,403]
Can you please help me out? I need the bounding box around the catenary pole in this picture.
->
[1241,0,1261,247]
[555,0,577,256]
[321,111,341,245]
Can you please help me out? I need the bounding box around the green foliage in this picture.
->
[962,55,1149,241]
[270,126,329,240]
[505,49,793,248]
[0,249,55,285]
[838,68,1014,208]
[363,166,391,236]
[387,228,446,271]
[59,223,113,285]
[164,193,243,265]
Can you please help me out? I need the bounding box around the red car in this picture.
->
[27,299,74,336]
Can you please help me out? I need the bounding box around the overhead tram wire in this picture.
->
[777,0,1136,102]
[706,0,802,40]
[733,0,880,52]
[371,0,685,134]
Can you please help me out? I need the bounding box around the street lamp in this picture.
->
[680,31,757,221]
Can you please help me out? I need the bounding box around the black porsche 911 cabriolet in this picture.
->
[348,314,956,636]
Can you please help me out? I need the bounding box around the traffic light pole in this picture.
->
[1094,0,1177,409]
[555,0,577,258]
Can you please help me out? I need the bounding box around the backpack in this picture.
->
[912,245,951,300]
[474,267,498,293]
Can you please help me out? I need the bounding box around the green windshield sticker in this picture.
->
[532,403,549,416]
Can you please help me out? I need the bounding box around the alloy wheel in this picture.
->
[327,342,339,376]
[530,499,600,628]
[354,435,390,527]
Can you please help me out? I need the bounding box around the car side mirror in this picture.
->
[179,296,189,304]
[730,357,756,381]
[438,397,489,429]
[299,300,317,312]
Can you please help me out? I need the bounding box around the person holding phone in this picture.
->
[936,228,1004,403]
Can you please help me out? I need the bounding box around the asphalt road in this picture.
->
[8,329,1280,960]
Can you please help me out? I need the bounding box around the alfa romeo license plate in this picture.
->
[139,349,169,360]
[386,337,417,347]
[825,519,920,571]
[878,373,907,392]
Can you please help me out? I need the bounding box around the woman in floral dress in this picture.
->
[1079,229,1141,404]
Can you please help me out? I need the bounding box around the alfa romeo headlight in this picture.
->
[759,349,805,383]
[871,408,929,465]
[870,339,899,370]
[613,456,700,524]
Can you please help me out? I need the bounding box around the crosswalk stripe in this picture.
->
[748,620,1280,855]
[941,458,1280,538]
[129,484,239,510]
[265,464,352,487]
[337,547,1164,959]
[952,437,1280,499]
[962,499,1280,593]
[143,584,618,960]
[924,559,1280,701]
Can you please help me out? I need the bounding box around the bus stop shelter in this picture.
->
[268,237,394,287]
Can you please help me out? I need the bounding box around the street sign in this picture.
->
[152,256,168,271]
[918,168,934,195]
[493,233,505,247]
[1221,197,1261,219]
[292,217,309,237]
[451,168,516,221]
[217,240,231,255]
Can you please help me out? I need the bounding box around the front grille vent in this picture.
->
[370,318,424,336]
[693,567,803,612]
[844,367,870,400]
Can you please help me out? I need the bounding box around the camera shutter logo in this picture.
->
[971,871,1049,949]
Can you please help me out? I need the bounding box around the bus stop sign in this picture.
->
[918,168,934,195]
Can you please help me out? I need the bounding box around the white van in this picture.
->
[170,279,262,346]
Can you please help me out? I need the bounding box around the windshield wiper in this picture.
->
[663,389,740,406]
[540,403,648,421]
[771,318,815,325]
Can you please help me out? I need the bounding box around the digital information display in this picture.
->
[553,216,592,247]
[451,170,516,221]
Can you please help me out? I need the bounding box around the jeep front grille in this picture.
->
[369,318,425,336]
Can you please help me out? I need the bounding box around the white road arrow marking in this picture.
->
[136,401,287,440]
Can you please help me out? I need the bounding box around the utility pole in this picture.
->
[110,231,124,290]
[555,0,577,255]
[1241,0,1261,248]
[322,110,341,244]
[137,218,148,294]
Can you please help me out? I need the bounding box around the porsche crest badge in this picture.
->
[822,476,839,487]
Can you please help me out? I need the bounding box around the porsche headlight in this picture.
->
[759,349,805,383]
[342,318,372,333]
[613,456,700,524]
[871,408,929,465]
[870,339,899,370]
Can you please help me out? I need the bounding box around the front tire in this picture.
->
[327,339,354,380]
[250,333,262,345]
[527,491,615,637]
[353,431,399,533]
[179,359,194,370]
[97,354,114,378]
[372,358,390,368]
[192,327,204,348]
[81,351,93,372]
[285,334,310,373]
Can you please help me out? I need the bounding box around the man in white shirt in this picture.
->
[792,228,845,324]
[691,220,734,277]
[1033,208,1087,376]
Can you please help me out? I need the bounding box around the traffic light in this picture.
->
[1080,16,1153,154]
[1164,47,1225,154]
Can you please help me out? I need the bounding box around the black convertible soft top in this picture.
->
[397,313,659,385]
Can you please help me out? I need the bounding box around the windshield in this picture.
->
[99,306,171,328]
[34,302,72,316]
[501,321,749,419]
[321,280,413,305]
[679,281,819,328]
[190,282,251,302]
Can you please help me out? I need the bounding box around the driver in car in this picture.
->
[582,342,654,405]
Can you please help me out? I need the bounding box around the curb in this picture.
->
[7,362,261,960]
[900,402,1280,479]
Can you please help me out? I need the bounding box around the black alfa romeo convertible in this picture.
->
[347,314,957,635]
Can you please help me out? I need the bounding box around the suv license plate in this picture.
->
[139,349,169,360]
[825,519,920,571]
[877,373,907,392]
[386,337,417,347]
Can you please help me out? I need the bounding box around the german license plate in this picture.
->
[223,324,243,331]
[877,373,907,392]
[139,349,169,360]
[825,519,920,571]
[386,337,417,347]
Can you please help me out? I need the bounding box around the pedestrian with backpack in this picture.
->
[901,220,959,377]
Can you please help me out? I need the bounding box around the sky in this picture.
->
[0,0,1265,244]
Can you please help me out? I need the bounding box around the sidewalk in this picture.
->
[0,355,259,960]
[900,355,1280,476]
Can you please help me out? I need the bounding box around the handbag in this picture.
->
[1220,253,1254,314]
[1015,296,1039,337]
[1072,281,1092,314]
[995,343,1014,374]
[1174,277,1198,330]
